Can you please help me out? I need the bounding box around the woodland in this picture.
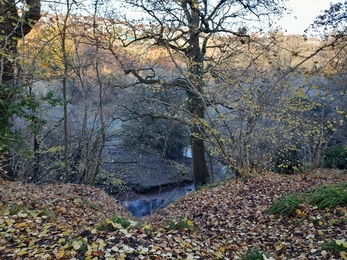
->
[0,0,347,259]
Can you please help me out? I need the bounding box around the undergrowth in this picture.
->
[267,194,303,217]
[242,248,273,260]
[268,182,347,217]
[96,215,136,231]
[167,217,197,232]
[322,239,347,252]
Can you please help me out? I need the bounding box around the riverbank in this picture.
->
[1,169,346,259]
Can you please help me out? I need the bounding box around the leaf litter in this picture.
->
[0,169,346,259]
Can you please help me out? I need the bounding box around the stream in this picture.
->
[120,183,195,217]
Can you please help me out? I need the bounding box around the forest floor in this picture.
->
[0,169,347,259]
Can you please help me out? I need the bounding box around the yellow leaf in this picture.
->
[6,220,14,227]
[72,240,81,250]
[335,239,346,246]
[98,239,106,249]
[18,211,28,218]
[55,250,65,258]
[120,229,128,234]
[143,224,151,229]
[340,251,347,260]
[139,247,149,254]
[15,222,26,229]
[17,250,28,256]
[111,245,119,252]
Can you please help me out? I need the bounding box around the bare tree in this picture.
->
[103,0,286,186]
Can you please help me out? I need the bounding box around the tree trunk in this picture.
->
[0,0,41,179]
[0,0,41,84]
[61,1,71,183]
[187,0,210,186]
[191,103,210,186]
[82,3,106,185]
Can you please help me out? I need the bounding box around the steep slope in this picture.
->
[0,170,346,259]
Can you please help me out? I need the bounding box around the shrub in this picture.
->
[322,239,347,252]
[167,218,196,232]
[96,215,135,232]
[8,204,26,215]
[268,194,303,217]
[40,207,55,221]
[95,170,130,194]
[306,182,347,209]
[109,215,131,228]
[324,145,347,169]
[268,182,347,217]
[271,145,302,174]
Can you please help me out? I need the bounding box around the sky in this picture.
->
[42,0,343,36]
[278,0,341,34]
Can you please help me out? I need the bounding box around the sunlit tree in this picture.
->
[0,0,41,178]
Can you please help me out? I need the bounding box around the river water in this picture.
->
[120,183,195,217]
